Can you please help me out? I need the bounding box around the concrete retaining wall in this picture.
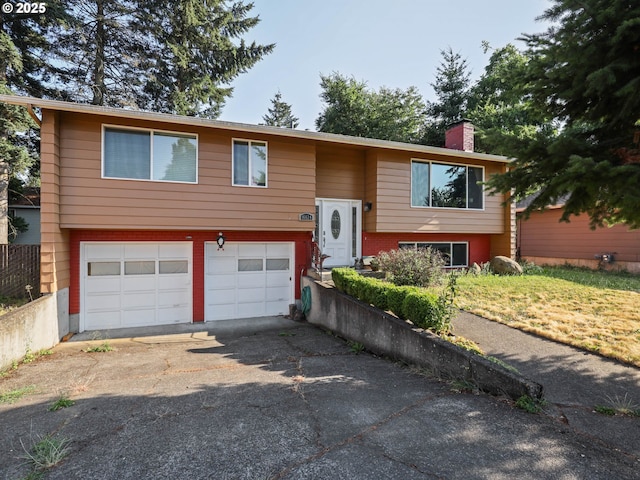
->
[302,277,543,400]
[0,289,69,370]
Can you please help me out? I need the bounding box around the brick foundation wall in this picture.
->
[69,230,312,322]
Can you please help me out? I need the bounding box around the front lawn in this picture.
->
[455,267,640,367]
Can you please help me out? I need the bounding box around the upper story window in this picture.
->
[103,126,198,183]
[233,139,267,187]
[411,160,484,209]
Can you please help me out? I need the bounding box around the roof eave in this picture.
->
[0,95,512,163]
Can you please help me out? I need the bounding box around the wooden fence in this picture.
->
[0,244,40,298]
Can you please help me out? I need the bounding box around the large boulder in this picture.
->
[490,256,523,275]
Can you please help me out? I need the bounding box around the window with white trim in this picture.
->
[398,241,469,267]
[411,160,483,209]
[233,139,267,187]
[103,126,197,183]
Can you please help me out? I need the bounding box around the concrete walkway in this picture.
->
[1,317,638,479]
[452,311,640,458]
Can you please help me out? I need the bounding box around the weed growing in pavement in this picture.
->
[20,433,71,471]
[597,393,640,417]
[515,395,547,414]
[0,385,37,404]
[83,332,114,353]
[84,342,113,353]
[594,405,617,416]
[349,341,365,354]
[48,395,75,411]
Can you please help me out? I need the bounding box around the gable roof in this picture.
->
[0,95,511,164]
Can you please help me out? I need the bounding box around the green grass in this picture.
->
[21,434,71,471]
[48,395,75,411]
[83,341,114,353]
[455,267,640,367]
[0,385,37,404]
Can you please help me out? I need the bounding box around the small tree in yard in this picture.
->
[378,248,446,287]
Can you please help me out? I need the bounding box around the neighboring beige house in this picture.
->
[517,203,640,274]
[0,95,514,334]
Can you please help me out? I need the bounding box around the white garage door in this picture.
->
[81,242,192,331]
[205,242,294,321]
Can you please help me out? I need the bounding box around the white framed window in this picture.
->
[102,125,198,183]
[411,160,483,209]
[398,241,469,267]
[233,139,267,187]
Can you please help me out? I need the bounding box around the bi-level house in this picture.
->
[0,96,514,334]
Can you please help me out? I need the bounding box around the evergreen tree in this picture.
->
[263,91,299,128]
[424,47,471,146]
[467,43,549,155]
[487,0,640,228]
[316,73,426,144]
[49,0,148,106]
[137,0,274,117]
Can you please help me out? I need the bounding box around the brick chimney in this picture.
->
[445,120,474,152]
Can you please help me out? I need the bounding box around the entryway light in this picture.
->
[216,232,226,250]
[364,202,372,212]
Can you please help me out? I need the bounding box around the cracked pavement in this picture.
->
[1,318,638,479]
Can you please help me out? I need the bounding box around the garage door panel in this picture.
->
[86,293,121,311]
[208,257,236,274]
[122,276,156,291]
[157,276,190,290]
[86,312,120,330]
[124,244,157,259]
[266,243,290,256]
[86,277,121,294]
[158,243,191,258]
[86,243,121,259]
[157,306,191,323]
[157,290,190,307]
[238,273,265,287]
[121,292,156,309]
[205,242,293,322]
[238,243,265,256]
[122,309,157,327]
[82,242,192,331]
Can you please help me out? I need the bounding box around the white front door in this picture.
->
[316,199,361,267]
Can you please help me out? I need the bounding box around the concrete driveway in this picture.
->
[1,318,637,479]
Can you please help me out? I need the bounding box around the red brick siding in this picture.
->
[70,230,312,322]
[362,232,491,266]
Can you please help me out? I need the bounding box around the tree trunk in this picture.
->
[92,0,106,105]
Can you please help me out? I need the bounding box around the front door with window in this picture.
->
[315,199,361,267]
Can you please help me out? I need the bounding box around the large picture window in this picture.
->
[411,160,483,209]
[233,139,267,187]
[399,241,468,267]
[103,127,197,183]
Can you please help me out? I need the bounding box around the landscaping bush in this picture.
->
[378,247,446,287]
[401,290,439,328]
[330,268,456,334]
[386,285,420,320]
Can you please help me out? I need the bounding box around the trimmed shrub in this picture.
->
[378,247,446,287]
[401,291,439,329]
[330,268,456,334]
[386,285,420,320]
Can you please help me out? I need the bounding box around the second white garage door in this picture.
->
[205,242,294,321]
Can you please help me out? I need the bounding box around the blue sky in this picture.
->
[221,0,553,130]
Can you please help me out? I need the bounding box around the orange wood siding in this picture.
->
[519,209,640,262]
[57,113,316,231]
[370,150,506,234]
[315,145,365,200]
[364,151,378,232]
[40,110,70,292]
